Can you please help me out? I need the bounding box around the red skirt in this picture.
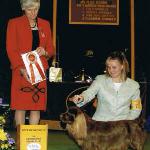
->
[10,68,47,110]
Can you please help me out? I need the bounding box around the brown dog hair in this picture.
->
[60,106,147,150]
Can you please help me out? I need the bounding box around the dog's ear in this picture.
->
[68,114,76,123]
[60,121,66,129]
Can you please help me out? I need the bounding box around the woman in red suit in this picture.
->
[6,0,54,125]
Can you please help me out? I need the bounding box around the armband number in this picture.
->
[131,99,142,110]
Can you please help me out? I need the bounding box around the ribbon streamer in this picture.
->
[28,53,45,84]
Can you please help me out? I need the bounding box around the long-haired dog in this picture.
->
[60,103,147,150]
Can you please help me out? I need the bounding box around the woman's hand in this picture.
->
[20,68,31,83]
[36,47,47,57]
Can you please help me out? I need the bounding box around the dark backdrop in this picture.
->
[56,0,130,79]
[0,0,150,116]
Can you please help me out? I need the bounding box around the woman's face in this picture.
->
[24,6,39,21]
[106,59,123,79]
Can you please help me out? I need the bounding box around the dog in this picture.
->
[60,104,147,150]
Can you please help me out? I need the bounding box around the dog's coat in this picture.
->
[60,106,147,150]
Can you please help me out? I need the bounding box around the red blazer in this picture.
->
[6,15,54,110]
[7,15,54,70]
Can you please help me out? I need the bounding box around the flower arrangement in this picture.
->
[0,111,15,150]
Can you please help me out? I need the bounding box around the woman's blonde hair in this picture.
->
[105,51,129,81]
[20,0,40,10]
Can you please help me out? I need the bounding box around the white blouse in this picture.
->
[113,82,122,92]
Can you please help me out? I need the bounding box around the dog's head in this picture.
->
[60,104,88,146]
[60,101,82,124]
[60,108,78,124]
[60,101,80,123]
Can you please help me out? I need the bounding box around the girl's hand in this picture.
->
[69,95,84,103]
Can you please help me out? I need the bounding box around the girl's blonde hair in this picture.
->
[20,0,40,10]
[105,51,129,81]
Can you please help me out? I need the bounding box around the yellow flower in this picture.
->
[4,144,9,148]
[1,144,5,149]
[0,116,6,125]
[0,128,7,141]
[0,144,9,149]
[0,116,4,120]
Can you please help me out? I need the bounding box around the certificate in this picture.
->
[21,50,46,85]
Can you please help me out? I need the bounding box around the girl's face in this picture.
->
[106,59,123,80]
[24,6,39,21]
